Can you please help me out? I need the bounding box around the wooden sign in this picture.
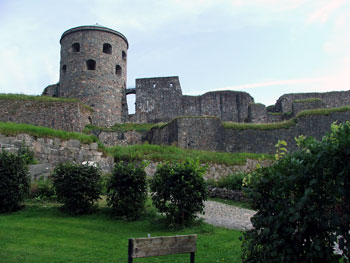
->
[128,234,197,263]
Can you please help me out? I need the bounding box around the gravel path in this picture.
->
[198,201,256,231]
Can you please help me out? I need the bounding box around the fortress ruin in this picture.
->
[1,25,350,154]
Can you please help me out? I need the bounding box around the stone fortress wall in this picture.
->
[1,24,350,156]
[46,25,129,127]
[127,76,255,123]
[146,110,350,154]
[126,76,350,124]
[0,99,91,132]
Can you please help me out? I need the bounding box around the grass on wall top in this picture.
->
[83,122,166,133]
[108,143,273,165]
[0,122,97,144]
[0,121,272,165]
[296,105,350,117]
[293,98,323,103]
[0,94,93,112]
[223,119,297,130]
[223,106,350,130]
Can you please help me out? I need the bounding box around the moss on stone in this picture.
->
[296,106,350,117]
[293,98,323,103]
[0,121,97,144]
[223,106,350,130]
[222,119,296,130]
[0,94,93,112]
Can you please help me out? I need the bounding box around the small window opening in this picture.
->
[72,43,80,52]
[103,43,112,54]
[115,65,122,76]
[169,82,173,87]
[122,51,127,60]
[62,65,67,74]
[152,83,156,88]
[86,59,96,70]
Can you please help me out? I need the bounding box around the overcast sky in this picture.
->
[1,0,350,109]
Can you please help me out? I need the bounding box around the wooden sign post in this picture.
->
[128,234,197,263]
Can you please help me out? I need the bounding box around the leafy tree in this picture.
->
[150,159,208,226]
[52,162,102,215]
[242,122,350,263]
[107,161,147,220]
[0,150,30,213]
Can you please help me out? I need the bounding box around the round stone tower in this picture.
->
[58,25,128,126]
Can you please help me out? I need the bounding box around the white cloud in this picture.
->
[307,0,349,24]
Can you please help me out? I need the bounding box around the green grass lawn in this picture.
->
[0,201,244,263]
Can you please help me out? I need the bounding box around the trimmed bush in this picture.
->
[150,159,208,226]
[52,162,102,215]
[242,122,350,262]
[17,143,35,165]
[207,171,247,191]
[0,151,30,213]
[107,161,147,220]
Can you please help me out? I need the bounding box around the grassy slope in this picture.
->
[223,106,350,130]
[108,144,273,165]
[0,122,97,144]
[0,121,271,165]
[0,94,93,112]
[0,202,243,263]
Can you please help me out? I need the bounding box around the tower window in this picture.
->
[152,83,156,88]
[122,51,127,60]
[169,82,173,87]
[103,43,112,54]
[86,59,96,70]
[62,65,67,74]
[115,65,122,76]
[72,43,80,52]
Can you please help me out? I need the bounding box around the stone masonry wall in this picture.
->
[58,26,128,127]
[0,133,113,179]
[144,159,271,180]
[97,130,145,147]
[291,100,326,116]
[133,77,254,123]
[147,110,350,154]
[134,77,183,123]
[0,99,91,132]
[183,91,254,122]
[274,90,350,113]
[0,133,269,182]
[223,111,350,154]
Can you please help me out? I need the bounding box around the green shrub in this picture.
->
[30,177,56,201]
[0,151,30,213]
[242,122,350,262]
[209,172,247,191]
[150,159,208,226]
[106,161,147,220]
[17,143,35,165]
[52,162,102,215]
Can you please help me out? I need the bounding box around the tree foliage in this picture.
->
[0,151,30,213]
[242,122,350,263]
[107,161,147,220]
[150,159,208,226]
[52,162,102,215]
